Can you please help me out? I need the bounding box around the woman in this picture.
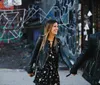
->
[26,19,67,85]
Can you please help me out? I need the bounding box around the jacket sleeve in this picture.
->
[58,38,72,68]
[25,35,43,73]
[70,34,95,74]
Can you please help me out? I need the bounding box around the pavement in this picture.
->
[0,69,90,85]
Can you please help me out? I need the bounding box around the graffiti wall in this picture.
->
[0,0,79,67]
[0,0,24,43]
[0,9,25,43]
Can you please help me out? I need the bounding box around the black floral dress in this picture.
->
[34,40,60,85]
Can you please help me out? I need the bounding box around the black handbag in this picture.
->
[82,40,100,85]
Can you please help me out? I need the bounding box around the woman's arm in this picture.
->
[70,34,95,74]
[25,35,43,73]
[57,38,72,68]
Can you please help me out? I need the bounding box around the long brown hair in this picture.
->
[40,19,58,50]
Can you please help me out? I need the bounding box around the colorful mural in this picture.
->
[0,0,14,10]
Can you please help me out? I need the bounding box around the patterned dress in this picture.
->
[34,40,60,85]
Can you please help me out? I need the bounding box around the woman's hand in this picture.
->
[70,67,77,75]
[28,73,35,77]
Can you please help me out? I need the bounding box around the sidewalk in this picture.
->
[0,69,90,85]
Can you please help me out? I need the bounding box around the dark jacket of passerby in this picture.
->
[70,32,100,85]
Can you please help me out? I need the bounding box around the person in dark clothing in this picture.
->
[25,19,67,85]
[70,32,100,85]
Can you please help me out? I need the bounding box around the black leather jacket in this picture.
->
[70,32,100,84]
[27,35,68,73]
